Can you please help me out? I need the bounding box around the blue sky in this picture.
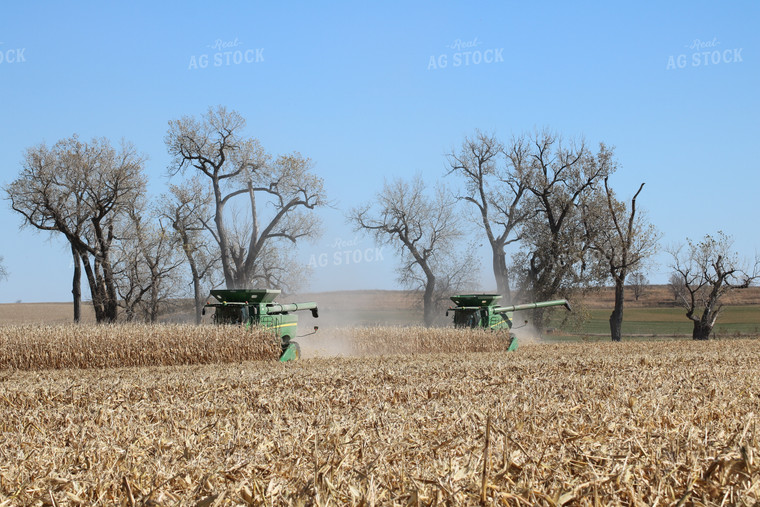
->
[1,1,758,303]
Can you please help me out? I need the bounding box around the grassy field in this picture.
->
[1,338,758,505]
[546,306,760,338]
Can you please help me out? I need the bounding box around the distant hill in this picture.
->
[1,286,758,325]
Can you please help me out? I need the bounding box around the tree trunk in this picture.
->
[149,278,159,323]
[189,257,205,324]
[176,228,206,325]
[213,184,236,290]
[102,261,119,322]
[101,266,118,322]
[194,287,204,325]
[80,253,106,322]
[692,320,712,340]
[532,307,545,334]
[609,280,624,342]
[423,274,436,327]
[492,246,511,301]
[190,262,204,325]
[71,244,81,323]
[90,221,118,323]
[83,254,118,323]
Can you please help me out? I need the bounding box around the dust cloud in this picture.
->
[289,290,421,358]
[299,328,358,358]
[511,323,544,345]
[289,291,560,357]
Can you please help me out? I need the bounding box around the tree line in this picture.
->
[4,107,324,324]
[350,130,658,339]
[4,108,757,340]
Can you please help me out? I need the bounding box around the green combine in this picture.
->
[204,289,318,362]
[447,294,571,351]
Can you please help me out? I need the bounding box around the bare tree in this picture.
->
[113,204,185,322]
[349,177,470,326]
[668,272,684,302]
[628,272,648,301]
[248,241,309,296]
[5,136,146,322]
[432,249,482,318]
[161,178,221,323]
[0,256,8,283]
[446,131,530,301]
[586,179,658,341]
[511,131,616,331]
[165,106,325,290]
[668,232,759,340]
[218,202,309,295]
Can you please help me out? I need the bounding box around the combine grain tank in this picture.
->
[204,289,318,361]
[447,294,571,351]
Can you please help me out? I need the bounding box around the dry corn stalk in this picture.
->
[0,323,280,370]
[0,337,758,504]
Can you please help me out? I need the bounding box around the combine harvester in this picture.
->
[204,289,318,361]
[447,294,571,351]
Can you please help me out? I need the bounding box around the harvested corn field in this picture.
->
[1,338,759,505]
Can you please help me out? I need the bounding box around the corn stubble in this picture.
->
[0,327,759,505]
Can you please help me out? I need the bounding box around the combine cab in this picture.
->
[448,294,571,351]
[204,289,318,362]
